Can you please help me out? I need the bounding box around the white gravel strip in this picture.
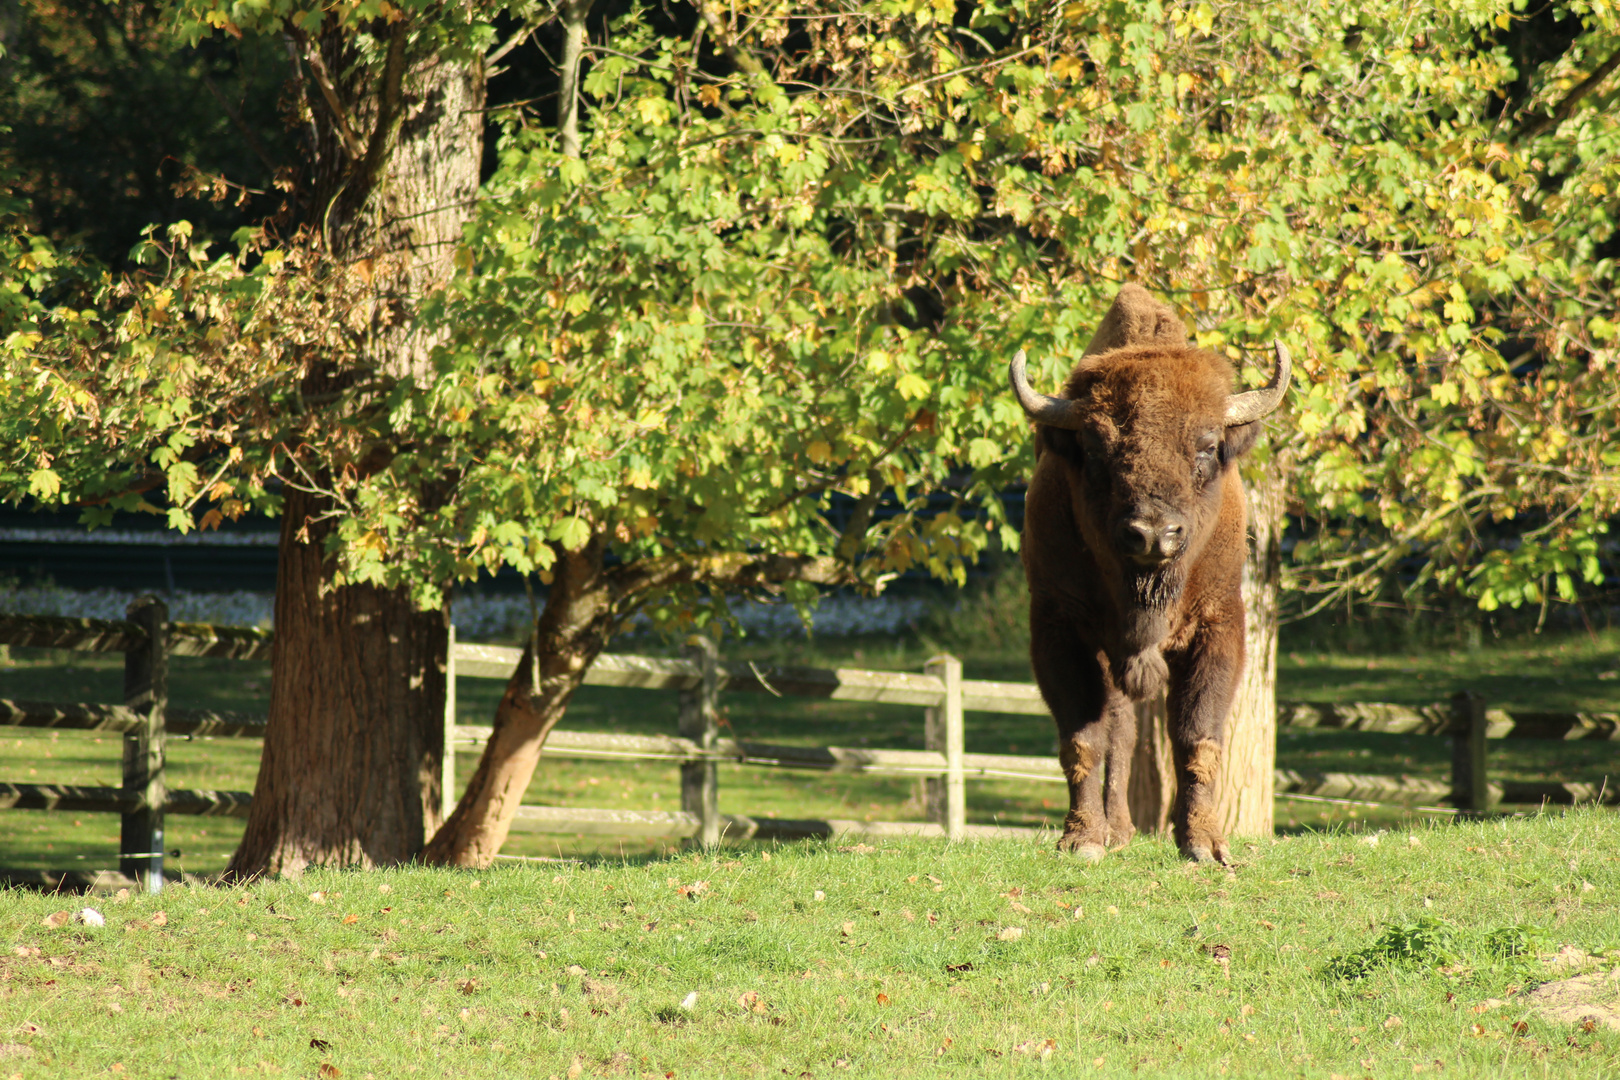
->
[0,585,933,640]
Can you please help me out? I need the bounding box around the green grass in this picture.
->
[1,810,1616,1077]
[1,623,1617,872]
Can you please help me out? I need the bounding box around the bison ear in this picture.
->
[1221,420,1263,462]
[1039,424,1083,465]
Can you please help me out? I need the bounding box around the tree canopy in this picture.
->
[8,1,1619,628]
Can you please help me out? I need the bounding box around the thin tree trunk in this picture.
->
[1127,692,1173,835]
[1215,459,1287,837]
[557,1,593,158]
[421,540,615,867]
[226,489,448,876]
[226,35,484,877]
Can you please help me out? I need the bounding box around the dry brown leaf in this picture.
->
[341,914,360,925]
[875,992,890,1005]
[995,927,1024,942]
[318,1065,341,1079]
[150,911,167,927]
[41,911,70,929]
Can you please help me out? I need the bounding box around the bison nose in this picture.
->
[1120,520,1185,564]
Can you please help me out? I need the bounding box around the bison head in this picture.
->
[1009,342,1289,691]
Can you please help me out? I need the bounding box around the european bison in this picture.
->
[1010,285,1290,865]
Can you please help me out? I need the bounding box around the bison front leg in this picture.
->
[1030,604,1112,861]
[1165,611,1245,865]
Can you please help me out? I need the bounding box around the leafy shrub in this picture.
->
[1325,918,1458,980]
[1483,924,1546,961]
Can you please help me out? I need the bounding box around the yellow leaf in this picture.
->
[807,440,833,465]
[627,467,654,490]
[262,249,286,271]
[1176,72,1196,96]
[957,142,982,162]
[1191,2,1215,33]
[896,373,931,401]
[1495,13,1512,30]
[636,96,670,126]
[698,84,722,108]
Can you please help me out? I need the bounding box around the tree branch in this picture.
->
[1515,48,1620,143]
[359,20,410,189]
[200,74,281,177]
[298,34,366,160]
[692,0,766,78]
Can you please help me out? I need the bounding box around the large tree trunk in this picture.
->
[421,541,616,867]
[227,489,448,876]
[1128,457,1287,841]
[1215,461,1286,837]
[226,34,484,877]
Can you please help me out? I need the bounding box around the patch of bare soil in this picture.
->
[1526,963,1620,1033]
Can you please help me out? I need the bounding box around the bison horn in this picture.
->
[1009,349,1084,429]
[1224,342,1292,427]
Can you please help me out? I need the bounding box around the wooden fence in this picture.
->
[2,603,1615,892]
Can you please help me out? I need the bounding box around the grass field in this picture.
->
[1,617,1618,873]
[0,809,1616,1077]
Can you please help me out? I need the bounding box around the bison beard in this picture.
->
[1011,284,1289,865]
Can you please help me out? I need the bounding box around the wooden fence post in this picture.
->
[923,688,945,827]
[1450,691,1489,814]
[926,654,965,840]
[680,637,721,848]
[442,623,457,824]
[122,597,167,892]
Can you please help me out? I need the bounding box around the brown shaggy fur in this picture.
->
[1020,285,1263,865]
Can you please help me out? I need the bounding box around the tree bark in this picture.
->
[226,488,449,877]
[421,540,616,867]
[1127,692,1173,835]
[1215,457,1287,838]
[225,30,484,877]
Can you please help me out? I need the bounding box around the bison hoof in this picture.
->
[1057,838,1107,863]
[1182,842,1231,867]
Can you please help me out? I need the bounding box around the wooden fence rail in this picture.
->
[2,606,1616,892]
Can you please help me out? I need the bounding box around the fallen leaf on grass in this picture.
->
[318,1065,341,1079]
[875,993,889,1006]
[841,922,856,937]
[944,962,974,974]
[309,892,326,905]
[1384,1015,1403,1029]
[341,914,360,925]
[309,1038,332,1052]
[739,991,769,1014]
[1012,1038,1056,1060]
[995,927,1024,942]
[458,979,477,995]
[150,911,167,927]
[40,912,70,929]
